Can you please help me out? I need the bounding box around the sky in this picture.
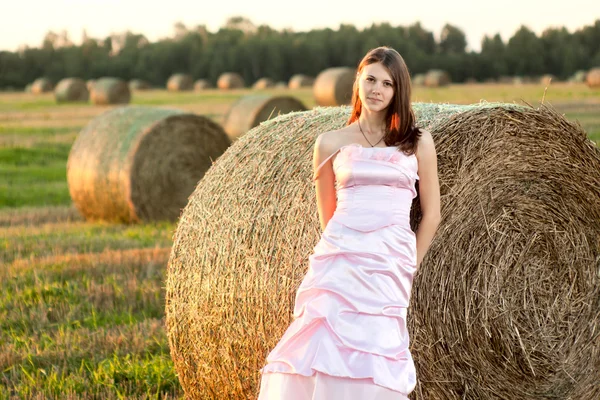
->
[1,0,598,52]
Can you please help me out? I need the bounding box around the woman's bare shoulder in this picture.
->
[414,128,436,161]
[315,126,355,154]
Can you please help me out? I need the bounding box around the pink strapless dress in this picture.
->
[258,143,419,400]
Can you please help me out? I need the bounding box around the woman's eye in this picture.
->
[385,82,392,86]
[366,77,373,81]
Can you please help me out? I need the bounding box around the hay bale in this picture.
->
[129,79,152,91]
[540,74,557,86]
[217,72,245,89]
[193,79,213,91]
[222,94,306,140]
[288,74,314,89]
[586,68,600,88]
[424,69,451,87]
[31,78,53,94]
[253,78,275,89]
[167,74,193,91]
[54,78,89,103]
[569,70,587,83]
[412,73,426,86]
[67,106,230,223]
[90,77,130,105]
[313,67,355,106]
[86,79,96,91]
[166,103,600,399]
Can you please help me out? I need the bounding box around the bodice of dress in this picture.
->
[315,143,419,232]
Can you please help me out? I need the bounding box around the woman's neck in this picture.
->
[358,109,387,137]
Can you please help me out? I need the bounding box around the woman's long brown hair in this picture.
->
[347,46,421,155]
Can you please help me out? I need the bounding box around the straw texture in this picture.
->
[67,106,230,223]
[586,68,600,88]
[166,103,600,399]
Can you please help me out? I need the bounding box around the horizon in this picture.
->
[1,0,598,52]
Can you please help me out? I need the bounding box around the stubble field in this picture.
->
[0,83,598,399]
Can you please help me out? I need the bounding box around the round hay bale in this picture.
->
[129,79,152,91]
[253,78,275,89]
[54,78,89,103]
[412,73,426,86]
[167,74,193,91]
[540,74,557,86]
[424,69,451,87]
[313,67,355,106]
[31,78,53,94]
[586,68,600,88]
[217,72,245,89]
[67,106,230,223]
[222,94,307,140]
[288,74,314,89]
[193,79,213,91]
[166,103,600,399]
[90,77,130,105]
[86,79,96,91]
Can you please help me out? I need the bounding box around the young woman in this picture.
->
[258,46,441,399]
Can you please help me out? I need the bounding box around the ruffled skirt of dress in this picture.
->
[258,215,418,399]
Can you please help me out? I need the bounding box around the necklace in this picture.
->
[358,119,385,147]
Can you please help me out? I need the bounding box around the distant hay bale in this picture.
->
[217,73,245,89]
[412,73,426,86]
[67,106,230,223]
[86,80,96,91]
[129,79,152,91]
[253,78,275,89]
[313,67,355,106]
[540,74,557,86]
[586,68,600,88]
[288,74,315,89]
[424,69,451,87]
[167,74,193,91]
[31,78,53,94]
[90,77,131,105]
[54,78,89,103]
[165,103,600,399]
[223,94,306,140]
[193,79,213,90]
[569,70,587,83]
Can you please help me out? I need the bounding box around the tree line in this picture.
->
[1,17,599,89]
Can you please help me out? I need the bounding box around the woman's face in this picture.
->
[357,62,395,112]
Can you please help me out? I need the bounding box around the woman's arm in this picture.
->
[313,133,338,231]
[414,130,441,268]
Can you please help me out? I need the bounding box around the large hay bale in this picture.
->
[54,78,89,103]
[586,68,600,88]
[129,79,152,91]
[193,79,213,91]
[288,74,314,89]
[313,67,355,106]
[253,77,274,89]
[166,103,600,399]
[217,72,245,89]
[167,74,193,91]
[222,94,306,140]
[90,77,131,105]
[424,69,451,87]
[31,78,53,94]
[67,106,230,223]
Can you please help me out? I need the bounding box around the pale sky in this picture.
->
[1,0,598,52]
